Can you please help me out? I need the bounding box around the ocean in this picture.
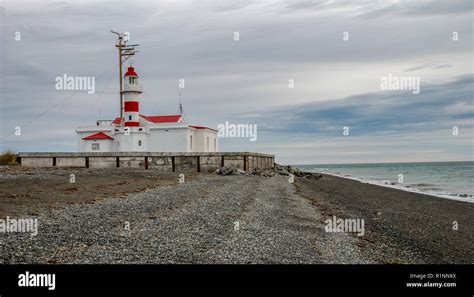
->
[295,161,474,203]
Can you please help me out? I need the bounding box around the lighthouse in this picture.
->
[75,31,219,153]
[122,67,142,127]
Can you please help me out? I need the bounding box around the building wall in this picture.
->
[187,129,195,152]
[78,139,113,152]
[209,131,218,152]
[115,129,148,152]
[76,125,219,153]
[147,128,189,152]
[193,129,218,152]
[193,130,203,152]
[76,128,113,152]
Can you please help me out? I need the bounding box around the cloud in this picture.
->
[0,0,472,164]
[280,0,473,18]
[245,74,474,136]
[403,61,452,72]
[216,74,474,163]
[353,0,473,18]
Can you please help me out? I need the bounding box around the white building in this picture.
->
[75,67,219,153]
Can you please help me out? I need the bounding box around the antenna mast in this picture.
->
[111,30,139,125]
[178,93,184,115]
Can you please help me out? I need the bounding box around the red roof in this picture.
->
[124,67,138,77]
[112,117,121,125]
[189,125,218,132]
[141,115,182,123]
[112,114,181,125]
[112,115,182,125]
[82,132,114,140]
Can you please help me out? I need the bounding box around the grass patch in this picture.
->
[0,150,18,165]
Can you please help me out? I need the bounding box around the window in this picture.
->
[138,140,142,146]
[207,137,209,151]
[129,115,132,121]
[91,143,100,151]
[190,135,193,151]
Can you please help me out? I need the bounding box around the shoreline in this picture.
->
[295,173,474,263]
[308,170,474,204]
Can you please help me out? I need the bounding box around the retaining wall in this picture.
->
[16,152,275,172]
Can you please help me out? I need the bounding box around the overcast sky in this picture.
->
[1,0,472,164]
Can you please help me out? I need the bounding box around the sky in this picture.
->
[0,0,473,164]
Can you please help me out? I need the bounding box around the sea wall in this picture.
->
[16,152,275,172]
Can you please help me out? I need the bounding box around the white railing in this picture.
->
[96,120,114,126]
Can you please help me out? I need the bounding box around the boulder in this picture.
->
[216,166,239,175]
[216,163,323,180]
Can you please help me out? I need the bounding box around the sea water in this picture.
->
[296,161,474,203]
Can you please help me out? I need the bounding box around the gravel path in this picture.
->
[0,175,370,264]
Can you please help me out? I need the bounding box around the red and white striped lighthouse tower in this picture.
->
[122,66,142,127]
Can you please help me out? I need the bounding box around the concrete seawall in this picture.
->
[16,152,275,173]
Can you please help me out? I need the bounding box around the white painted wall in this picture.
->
[147,128,189,152]
[193,129,218,152]
[115,132,148,152]
[78,139,113,152]
[76,124,219,152]
[76,127,114,152]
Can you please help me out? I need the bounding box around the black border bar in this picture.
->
[0,264,472,290]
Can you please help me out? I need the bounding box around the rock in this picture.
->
[215,167,249,176]
[216,163,323,180]
[216,166,239,175]
[236,169,247,175]
[303,173,322,180]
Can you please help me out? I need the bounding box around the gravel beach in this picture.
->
[296,174,474,264]
[0,167,472,264]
